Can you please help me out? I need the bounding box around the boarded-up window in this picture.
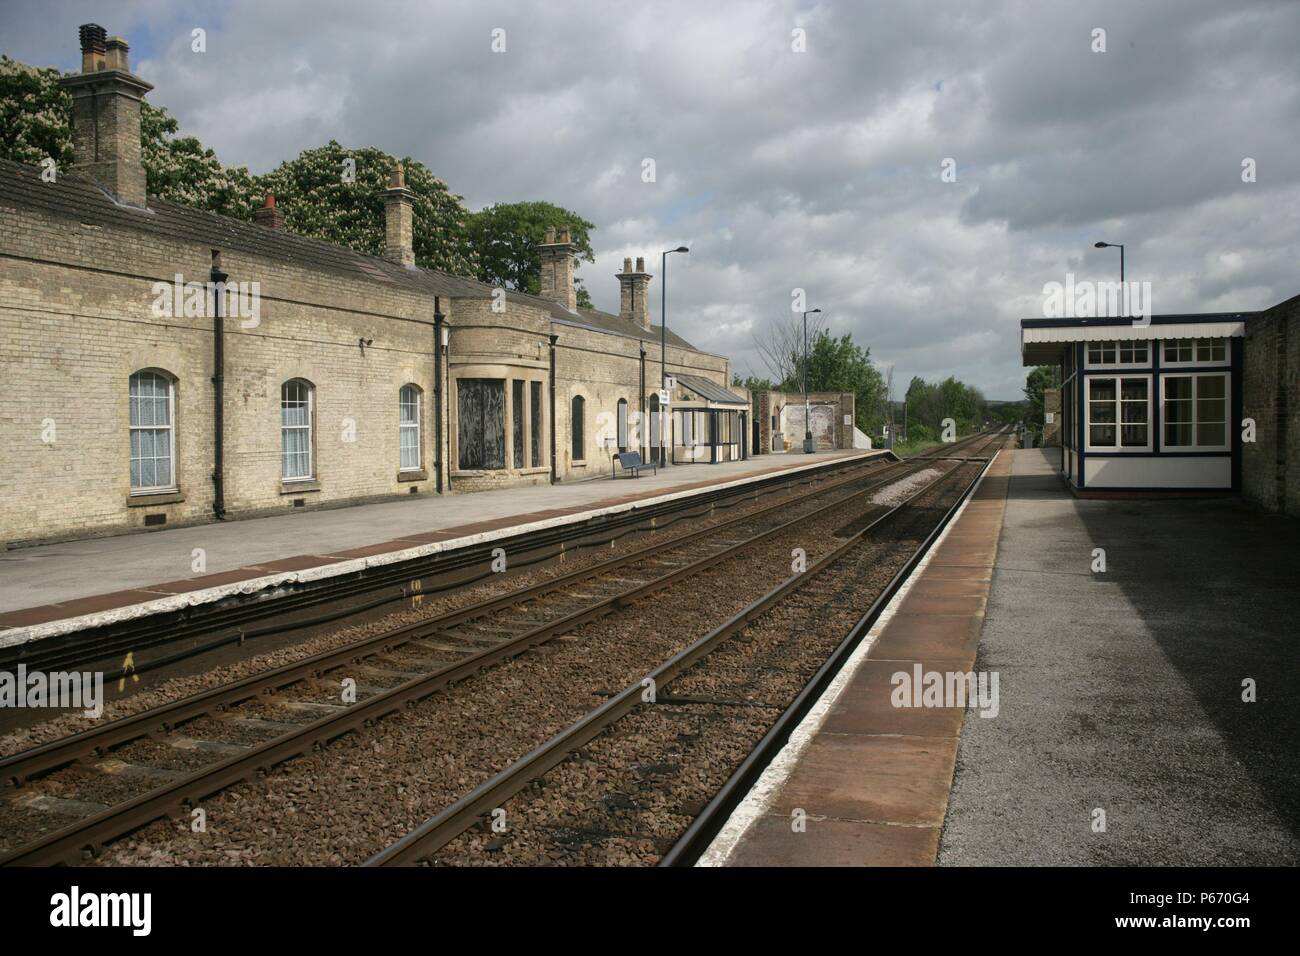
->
[512,380,525,469]
[458,378,505,470]
[530,381,542,468]
[617,399,629,451]
[571,395,585,461]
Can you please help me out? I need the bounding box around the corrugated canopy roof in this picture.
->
[1020,314,1248,365]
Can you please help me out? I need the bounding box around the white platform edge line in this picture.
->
[0,452,885,649]
[695,449,1001,867]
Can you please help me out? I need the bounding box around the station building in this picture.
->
[0,25,751,548]
[1020,295,1298,513]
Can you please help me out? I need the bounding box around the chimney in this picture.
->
[254,193,285,230]
[60,25,153,207]
[383,161,416,267]
[617,256,653,331]
[538,225,577,311]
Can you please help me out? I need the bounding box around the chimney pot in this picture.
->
[623,257,633,273]
[254,193,285,230]
[105,36,130,71]
[635,256,645,273]
[79,23,107,72]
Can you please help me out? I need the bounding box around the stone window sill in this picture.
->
[570,460,588,467]
[126,490,183,507]
[397,469,428,482]
[280,479,321,495]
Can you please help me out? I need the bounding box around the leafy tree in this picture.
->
[0,57,257,216]
[468,202,596,308]
[905,375,987,436]
[1023,365,1062,427]
[0,56,73,167]
[785,331,888,435]
[142,103,258,218]
[255,142,477,275]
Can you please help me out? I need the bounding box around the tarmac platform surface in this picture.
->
[705,447,1300,866]
[0,449,876,644]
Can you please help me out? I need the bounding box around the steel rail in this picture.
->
[363,436,1003,866]
[0,442,989,865]
[0,449,927,788]
[658,431,1008,865]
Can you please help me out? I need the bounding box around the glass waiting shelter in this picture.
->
[667,374,750,464]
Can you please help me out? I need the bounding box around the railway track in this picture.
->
[0,435,993,865]
[366,430,1008,866]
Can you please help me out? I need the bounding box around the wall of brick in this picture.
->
[1242,293,1299,515]
[0,198,741,545]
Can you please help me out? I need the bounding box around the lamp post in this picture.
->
[1094,240,1125,315]
[660,245,689,466]
[802,307,821,453]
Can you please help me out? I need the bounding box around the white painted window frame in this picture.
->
[399,384,421,471]
[1085,373,1152,452]
[1160,371,1230,453]
[1162,337,1227,369]
[129,370,177,495]
[281,380,315,481]
[1085,338,1150,370]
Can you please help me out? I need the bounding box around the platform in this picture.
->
[0,449,880,647]
[704,447,1300,866]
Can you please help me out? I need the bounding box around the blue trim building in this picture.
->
[1021,313,1249,492]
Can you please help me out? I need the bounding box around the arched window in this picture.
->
[129,370,176,493]
[281,379,314,480]
[571,395,585,461]
[399,384,422,471]
[617,398,629,452]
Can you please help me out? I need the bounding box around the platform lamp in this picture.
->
[802,307,821,453]
[1094,241,1125,316]
[660,245,690,467]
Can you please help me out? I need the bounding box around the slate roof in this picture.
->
[0,158,700,351]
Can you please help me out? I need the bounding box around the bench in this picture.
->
[612,451,657,478]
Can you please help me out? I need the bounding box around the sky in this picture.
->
[3,0,1298,400]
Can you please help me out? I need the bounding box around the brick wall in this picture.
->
[0,198,740,545]
[1242,293,1299,515]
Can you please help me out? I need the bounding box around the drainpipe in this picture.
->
[639,345,646,459]
[433,298,444,494]
[548,333,558,484]
[210,258,227,519]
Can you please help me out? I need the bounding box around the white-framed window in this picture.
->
[617,398,629,452]
[399,384,421,471]
[281,379,314,480]
[1086,339,1149,367]
[1162,372,1229,451]
[129,370,176,493]
[1162,337,1227,366]
[1086,375,1150,450]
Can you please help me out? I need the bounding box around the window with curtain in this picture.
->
[281,379,314,479]
[129,370,175,493]
[399,385,421,470]
[617,399,629,452]
[571,395,585,461]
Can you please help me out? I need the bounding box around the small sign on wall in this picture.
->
[843,414,852,426]
[1045,412,1055,424]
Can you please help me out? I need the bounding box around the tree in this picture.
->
[1024,365,1062,427]
[256,142,478,276]
[0,57,73,168]
[0,56,257,217]
[142,103,258,218]
[754,311,828,387]
[467,201,596,307]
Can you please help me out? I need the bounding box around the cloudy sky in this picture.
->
[4,0,1298,399]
